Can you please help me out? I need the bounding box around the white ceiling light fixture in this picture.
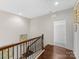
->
[18,13,22,16]
[54,2,59,6]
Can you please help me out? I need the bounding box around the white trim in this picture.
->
[35,50,45,59]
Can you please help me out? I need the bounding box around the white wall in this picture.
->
[30,14,53,46]
[30,8,74,50]
[74,24,79,59]
[0,11,30,47]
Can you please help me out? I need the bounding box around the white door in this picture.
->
[53,20,66,47]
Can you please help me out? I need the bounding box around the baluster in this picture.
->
[17,46,18,59]
[2,50,3,59]
[25,42,27,59]
[24,43,26,53]
[28,42,29,59]
[8,48,9,59]
[26,42,27,53]
[23,43,25,53]
[35,42,36,52]
[29,41,31,59]
[27,42,29,53]
[13,47,14,59]
[20,44,22,57]
[41,34,44,50]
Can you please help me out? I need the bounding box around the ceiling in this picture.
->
[0,0,77,18]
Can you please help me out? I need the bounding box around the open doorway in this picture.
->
[53,20,66,48]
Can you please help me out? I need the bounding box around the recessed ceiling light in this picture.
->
[54,2,59,6]
[18,13,22,15]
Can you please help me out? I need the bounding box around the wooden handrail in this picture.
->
[0,36,41,51]
[0,34,44,59]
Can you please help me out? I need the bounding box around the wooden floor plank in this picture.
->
[38,45,76,59]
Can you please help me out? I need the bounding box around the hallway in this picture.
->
[38,45,76,59]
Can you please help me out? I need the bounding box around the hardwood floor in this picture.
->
[38,45,76,59]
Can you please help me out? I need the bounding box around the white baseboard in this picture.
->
[73,51,78,59]
[35,50,45,59]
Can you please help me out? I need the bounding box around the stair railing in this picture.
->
[0,34,44,59]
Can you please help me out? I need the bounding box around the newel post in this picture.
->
[41,34,44,50]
